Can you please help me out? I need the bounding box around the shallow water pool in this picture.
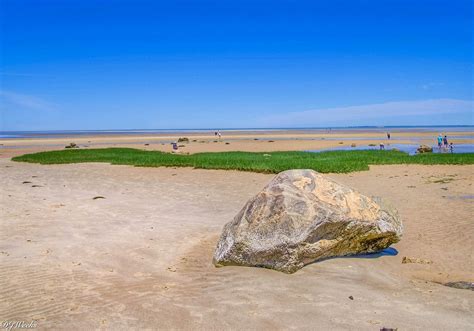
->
[307,143,474,155]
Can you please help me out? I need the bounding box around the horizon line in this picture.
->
[1,124,473,134]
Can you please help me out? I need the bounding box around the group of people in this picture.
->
[437,134,453,153]
[380,132,454,153]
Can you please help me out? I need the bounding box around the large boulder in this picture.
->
[213,169,402,273]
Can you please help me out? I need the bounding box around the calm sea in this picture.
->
[1,126,473,139]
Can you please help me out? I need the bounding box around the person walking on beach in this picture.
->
[449,142,454,153]
[437,134,443,150]
[172,142,178,151]
[387,132,391,140]
[443,135,448,148]
[217,130,222,139]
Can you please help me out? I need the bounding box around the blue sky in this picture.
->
[0,0,472,130]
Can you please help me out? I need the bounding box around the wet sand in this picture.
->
[1,158,473,329]
[1,129,472,158]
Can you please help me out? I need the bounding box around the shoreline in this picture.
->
[2,129,473,140]
[1,129,472,159]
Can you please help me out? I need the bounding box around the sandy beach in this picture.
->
[1,129,473,158]
[1,153,473,329]
[2,0,473,328]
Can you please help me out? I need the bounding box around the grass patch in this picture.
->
[11,148,474,174]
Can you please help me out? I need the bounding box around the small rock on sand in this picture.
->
[444,281,474,291]
[402,256,433,264]
[65,143,78,149]
[416,145,433,154]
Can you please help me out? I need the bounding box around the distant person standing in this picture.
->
[449,143,454,153]
[443,135,448,148]
[217,130,222,139]
[387,132,391,140]
[437,134,443,149]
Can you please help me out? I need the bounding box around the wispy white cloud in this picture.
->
[420,82,444,90]
[258,99,474,127]
[0,72,53,77]
[0,90,55,111]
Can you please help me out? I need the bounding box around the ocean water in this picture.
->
[0,126,472,139]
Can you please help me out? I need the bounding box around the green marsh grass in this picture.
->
[11,148,474,174]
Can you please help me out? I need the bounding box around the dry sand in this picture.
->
[1,158,473,330]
